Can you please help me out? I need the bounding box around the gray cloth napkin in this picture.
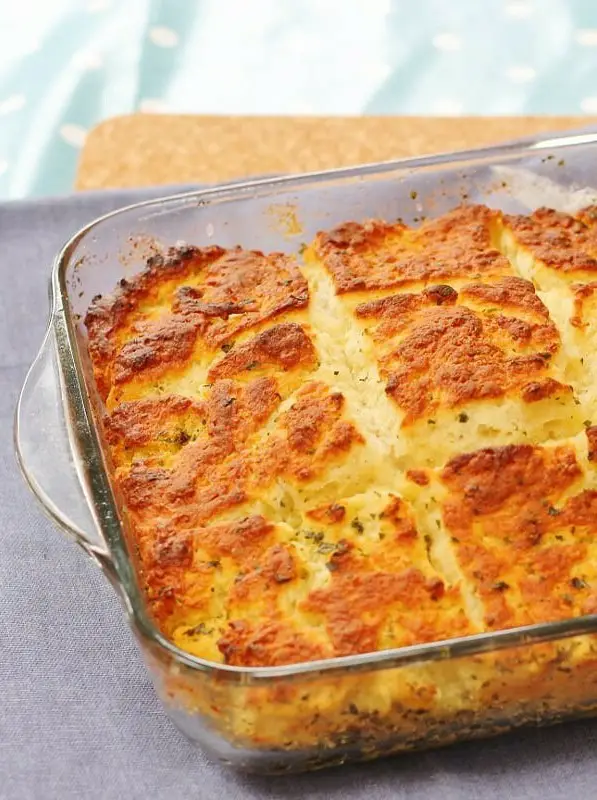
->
[2,185,597,800]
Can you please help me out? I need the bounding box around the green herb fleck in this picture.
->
[184,622,214,637]
[492,580,510,592]
[168,429,191,446]
[547,506,561,516]
[410,190,418,200]
[317,542,337,555]
[457,412,469,423]
[427,419,436,425]
[245,361,260,371]
[562,593,574,606]
[571,577,589,590]
[584,420,593,429]
[558,159,565,167]
[304,530,325,543]
[221,343,233,353]
[351,518,365,534]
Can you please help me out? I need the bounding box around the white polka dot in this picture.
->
[71,50,103,70]
[505,65,537,83]
[575,29,597,47]
[0,94,26,115]
[432,33,462,52]
[2,37,39,62]
[87,0,112,11]
[364,61,391,83]
[291,102,316,114]
[504,1,533,18]
[368,0,392,14]
[0,160,7,177]
[580,97,597,113]
[433,99,464,116]
[18,38,40,56]
[60,124,88,148]
[138,98,170,113]
[149,26,179,48]
[285,32,316,56]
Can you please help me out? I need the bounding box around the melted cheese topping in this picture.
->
[86,206,597,681]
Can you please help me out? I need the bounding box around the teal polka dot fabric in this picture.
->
[1,0,596,198]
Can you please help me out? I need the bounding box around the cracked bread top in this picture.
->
[85,203,597,670]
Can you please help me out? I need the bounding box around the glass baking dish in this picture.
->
[15,130,597,774]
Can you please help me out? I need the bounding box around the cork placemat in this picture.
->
[76,115,593,190]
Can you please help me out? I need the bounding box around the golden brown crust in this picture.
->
[170,248,309,346]
[585,425,597,462]
[299,495,475,656]
[406,469,430,486]
[146,515,276,624]
[85,245,308,400]
[315,205,510,293]
[106,395,202,449]
[503,207,597,277]
[355,277,565,423]
[113,317,198,387]
[86,203,597,681]
[212,495,475,665]
[85,246,224,398]
[571,281,597,328]
[208,322,317,381]
[306,502,347,523]
[440,443,597,629]
[459,276,551,317]
[217,619,329,667]
[246,382,364,487]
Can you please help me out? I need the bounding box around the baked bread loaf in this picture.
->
[85,204,597,673]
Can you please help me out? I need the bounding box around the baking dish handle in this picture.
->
[15,318,112,566]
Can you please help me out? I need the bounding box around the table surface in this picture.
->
[76,113,594,190]
[3,0,597,198]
